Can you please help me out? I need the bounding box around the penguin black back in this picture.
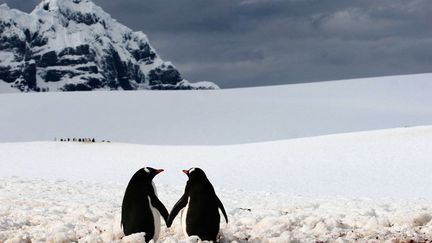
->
[167,168,228,242]
[121,167,168,242]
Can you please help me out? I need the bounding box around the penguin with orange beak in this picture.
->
[121,167,168,242]
[167,167,228,242]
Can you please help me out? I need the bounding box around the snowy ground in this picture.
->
[1,178,432,242]
[1,126,432,197]
[0,73,432,145]
[1,126,432,242]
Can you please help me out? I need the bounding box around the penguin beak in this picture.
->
[155,169,164,174]
[182,170,189,176]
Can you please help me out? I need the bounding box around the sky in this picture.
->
[1,0,432,88]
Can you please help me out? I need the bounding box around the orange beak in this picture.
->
[182,169,189,175]
[155,169,164,174]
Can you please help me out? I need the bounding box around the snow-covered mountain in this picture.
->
[0,0,218,92]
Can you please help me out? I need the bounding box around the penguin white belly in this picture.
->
[149,182,161,241]
[180,197,190,237]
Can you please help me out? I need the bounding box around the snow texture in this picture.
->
[1,126,432,242]
[1,177,432,242]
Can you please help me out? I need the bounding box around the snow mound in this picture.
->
[1,126,432,197]
[0,73,431,145]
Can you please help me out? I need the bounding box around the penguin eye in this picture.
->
[189,168,196,173]
[144,167,150,174]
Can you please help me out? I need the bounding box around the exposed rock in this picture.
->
[0,0,219,92]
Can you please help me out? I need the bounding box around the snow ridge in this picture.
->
[0,0,219,92]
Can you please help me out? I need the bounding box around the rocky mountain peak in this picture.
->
[0,0,218,92]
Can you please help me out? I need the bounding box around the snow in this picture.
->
[0,73,431,144]
[27,0,176,81]
[38,0,102,16]
[0,4,33,32]
[178,80,220,90]
[29,0,118,54]
[1,0,217,92]
[0,52,17,65]
[1,126,431,197]
[2,177,432,242]
[1,126,432,241]
[0,81,19,94]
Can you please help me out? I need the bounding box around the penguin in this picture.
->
[167,167,228,242]
[121,167,169,242]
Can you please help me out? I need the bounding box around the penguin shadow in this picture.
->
[121,167,228,243]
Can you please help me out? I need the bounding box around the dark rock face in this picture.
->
[23,61,37,89]
[0,66,21,83]
[0,0,218,92]
[39,51,59,68]
[149,65,182,86]
[129,42,156,65]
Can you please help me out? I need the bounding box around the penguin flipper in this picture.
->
[216,195,229,223]
[150,195,169,224]
[167,193,189,227]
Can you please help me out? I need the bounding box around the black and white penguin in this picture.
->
[121,167,169,242]
[167,167,228,242]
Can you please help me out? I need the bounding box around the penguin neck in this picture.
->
[152,181,158,197]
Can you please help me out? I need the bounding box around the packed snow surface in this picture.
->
[1,126,432,242]
[0,73,432,145]
[2,178,432,242]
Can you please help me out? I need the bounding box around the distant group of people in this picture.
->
[54,138,111,143]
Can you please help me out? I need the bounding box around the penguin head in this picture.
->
[142,167,164,179]
[182,167,207,180]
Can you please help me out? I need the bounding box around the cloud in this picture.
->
[0,0,39,12]
[1,0,431,87]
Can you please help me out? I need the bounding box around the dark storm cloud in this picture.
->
[0,0,38,12]
[1,0,431,88]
